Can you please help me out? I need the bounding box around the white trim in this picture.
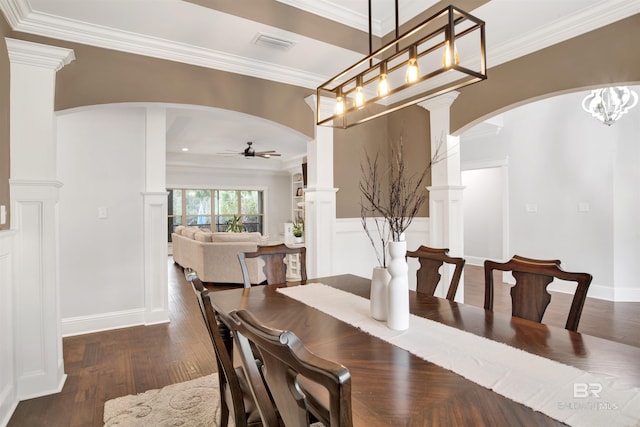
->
[61,309,146,337]
[461,157,508,171]
[277,0,382,35]
[465,255,486,267]
[5,38,74,70]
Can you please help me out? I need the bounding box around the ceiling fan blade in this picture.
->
[256,153,281,158]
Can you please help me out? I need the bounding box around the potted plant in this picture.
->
[292,218,304,243]
[226,215,244,233]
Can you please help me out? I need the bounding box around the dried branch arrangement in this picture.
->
[360,137,447,260]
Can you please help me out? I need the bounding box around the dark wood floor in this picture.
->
[8,260,640,426]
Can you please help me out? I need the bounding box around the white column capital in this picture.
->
[6,38,75,71]
[418,91,460,112]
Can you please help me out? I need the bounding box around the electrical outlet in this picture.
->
[98,207,108,219]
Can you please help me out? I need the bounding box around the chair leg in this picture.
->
[219,397,229,427]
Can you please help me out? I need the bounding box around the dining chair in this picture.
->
[237,243,307,287]
[229,308,353,427]
[406,245,465,301]
[484,255,593,331]
[187,273,262,427]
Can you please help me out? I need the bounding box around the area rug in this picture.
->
[103,374,226,426]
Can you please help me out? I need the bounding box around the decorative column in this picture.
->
[142,107,169,325]
[7,38,75,399]
[304,95,338,278]
[418,92,465,302]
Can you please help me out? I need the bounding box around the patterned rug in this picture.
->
[103,374,225,426]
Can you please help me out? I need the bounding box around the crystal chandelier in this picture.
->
[316,4,487,129]
[581,86,638,126]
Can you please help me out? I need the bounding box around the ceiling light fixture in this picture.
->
[316,3,487,129]
[581,86,638,126]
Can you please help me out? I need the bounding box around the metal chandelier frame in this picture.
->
[316,3,487,129]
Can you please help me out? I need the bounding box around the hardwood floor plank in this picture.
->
[7,258,639,426]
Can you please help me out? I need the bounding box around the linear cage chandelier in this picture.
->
[316,4,487,129]
[581,86,638,126]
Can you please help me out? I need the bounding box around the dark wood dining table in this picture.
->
[210,274,640,426]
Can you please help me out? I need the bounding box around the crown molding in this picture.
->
[276,0,383,35]
[5,37,75,70]
[2,0,640,91]
[0,0,327,89]
[487,0,640,67]
[275,0,433,36]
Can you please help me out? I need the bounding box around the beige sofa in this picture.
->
[172,226,266,285]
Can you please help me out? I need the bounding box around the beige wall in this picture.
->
[52,41,316,138]
[452,13,640,133]
[0,16,10,230]
[334,105,431,218]
[8,32,316,139]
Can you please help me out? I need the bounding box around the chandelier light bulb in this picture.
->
[405,58,420,84]
[378,63,390,97]
[582,86,638,126]
[335,94,345,115]
[378,74,390,96]
[405,46,420,84]
[355,77,365,108]
[443,41,460,68]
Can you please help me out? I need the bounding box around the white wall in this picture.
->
[166,166,292,241]
[461,167,505,265]
[461,87,640,301]
[57,107,147,329]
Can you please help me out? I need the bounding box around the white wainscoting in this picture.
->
[332,217,430,291]
[0,230,18,427]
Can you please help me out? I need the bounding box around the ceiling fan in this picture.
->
[221,141,281,159]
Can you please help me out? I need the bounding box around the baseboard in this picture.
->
[465,255,486,266]
[0,384,18,427]
[61,308,146,337]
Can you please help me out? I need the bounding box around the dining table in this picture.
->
[209,274,640,426]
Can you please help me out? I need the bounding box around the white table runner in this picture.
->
[277,283,640,427]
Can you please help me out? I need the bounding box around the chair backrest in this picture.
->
[406,245,465,301]
[238,243,307,287]
[229,309,353,427]
[484,255,592,331]
[188,274,254,427]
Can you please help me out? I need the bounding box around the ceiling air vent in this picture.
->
[253,32,296,50]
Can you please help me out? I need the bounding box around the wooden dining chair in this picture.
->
[237,243,307,287]
[187,274,262,427]
[484,255,593,331]
[229,309,353,427]
[406,245,465,301]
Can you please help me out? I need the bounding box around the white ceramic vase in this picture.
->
[387,240,410,331]
[370,266,390,321]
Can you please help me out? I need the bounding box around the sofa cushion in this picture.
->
[194,231,213,242]
[174,225,186,235]
[183,227,199,239]
[212,232,262,244]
